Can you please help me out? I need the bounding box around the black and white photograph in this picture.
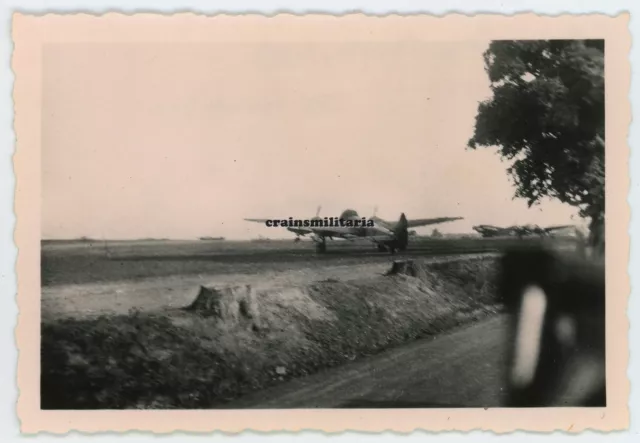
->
[10,12,630,434]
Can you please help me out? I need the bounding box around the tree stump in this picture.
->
[185,286,225,317]
[185,284,262,331]
[387,260,417,276]
[386,260,430,282]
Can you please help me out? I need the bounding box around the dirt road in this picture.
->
[222,314,510,409]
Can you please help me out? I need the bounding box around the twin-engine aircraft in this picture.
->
[244,206,463,254]
[472,224,575,238]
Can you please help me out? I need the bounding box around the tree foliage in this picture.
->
[468,40,604,251]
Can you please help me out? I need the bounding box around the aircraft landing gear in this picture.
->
[377,244,387,252]
[315,238,327,253]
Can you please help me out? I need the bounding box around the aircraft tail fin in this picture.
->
[393,213,409,251]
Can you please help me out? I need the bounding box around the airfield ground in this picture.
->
[40,237,576,409]
[42,237,506,286]
[41,238,507,319]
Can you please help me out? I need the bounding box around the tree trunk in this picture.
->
[588,213,605,258]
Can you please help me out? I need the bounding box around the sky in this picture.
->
[41,40,581,240]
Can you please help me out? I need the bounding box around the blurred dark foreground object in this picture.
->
[500,247,605,407]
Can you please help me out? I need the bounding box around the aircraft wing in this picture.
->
[305,227,395,243]
[406,216,463,228]
[244,218,316,236]
[288,227,314,235]
[307,226,357,238]
[244,218,271,223]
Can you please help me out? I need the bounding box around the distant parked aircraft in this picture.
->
[244,206,464,254]
[472,224,575,238]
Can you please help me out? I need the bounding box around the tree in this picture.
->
[468,40,604,255]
